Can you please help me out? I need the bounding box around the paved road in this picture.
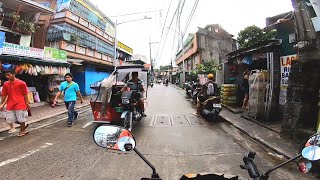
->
[0,84,316,180]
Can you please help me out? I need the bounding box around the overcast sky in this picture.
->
[93,0,293,67]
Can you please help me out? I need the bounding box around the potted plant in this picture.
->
[9,11,20,21]
[70,33,79,43]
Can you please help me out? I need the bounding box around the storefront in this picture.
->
[0,42,70,107]
[224,40,281,121]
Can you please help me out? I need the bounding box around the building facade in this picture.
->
[0,0,72,106]
[33,0,116,95]
[175,24,236,85]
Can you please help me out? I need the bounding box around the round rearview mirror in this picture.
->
[305,134,320,147]
[302,146,320,161]
[297,158,312,173]
[93,125,136,152]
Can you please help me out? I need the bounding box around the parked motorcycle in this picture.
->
[93,125,320,180]
[198,95,222,121]
[185,82,194,98]
[191,83,201,104]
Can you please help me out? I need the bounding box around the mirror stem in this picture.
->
[134,148,160,178]
[263,154,302,177]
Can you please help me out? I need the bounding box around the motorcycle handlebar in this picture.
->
[240,151,260,179]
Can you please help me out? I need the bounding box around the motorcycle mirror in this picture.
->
[302,146,320,161]
[297,158,312,173]
[304,134,320,147]
[93,125,136,152]
[302,134,320,161]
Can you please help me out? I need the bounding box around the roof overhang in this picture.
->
[67,58,83,66]
[1,0,55,14]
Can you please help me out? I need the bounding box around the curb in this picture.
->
[0,104,91,133]
[220,113,293,160]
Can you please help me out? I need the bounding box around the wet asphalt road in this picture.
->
[0,84,316,180]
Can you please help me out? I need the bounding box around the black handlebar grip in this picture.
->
[242,151,260,178]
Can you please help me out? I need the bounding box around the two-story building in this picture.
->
[175,24,236,85]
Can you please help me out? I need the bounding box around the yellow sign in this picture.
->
[118,42,133,54]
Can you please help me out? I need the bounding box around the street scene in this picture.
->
[0,85,316,180]
[0,0,320,180]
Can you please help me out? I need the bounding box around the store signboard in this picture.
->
[44,47,67,61]
[56,0,71,12]
[118,41,133,55]
[0,31,5,55]
[279,54,298,105]
[2,42,44,59]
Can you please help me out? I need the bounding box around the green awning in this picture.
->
[0,55,70,67]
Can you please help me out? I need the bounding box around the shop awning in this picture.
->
[226,40,280,60]
[1,0,55,14]
[0,55,70,67]
[67,59,83,66]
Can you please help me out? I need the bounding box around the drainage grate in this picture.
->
[150,114,207,127]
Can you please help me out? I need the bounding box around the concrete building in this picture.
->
[0,0,73,106]
[32,0,116,95]
[175,24,236,85]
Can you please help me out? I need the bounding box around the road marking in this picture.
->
[0,143,53,167]
[82,121,93,128]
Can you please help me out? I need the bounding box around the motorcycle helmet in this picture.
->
[207,73,214,80]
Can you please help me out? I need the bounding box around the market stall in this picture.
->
[224,40,281,121]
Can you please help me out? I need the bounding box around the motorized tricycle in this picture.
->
[90,65,148,131]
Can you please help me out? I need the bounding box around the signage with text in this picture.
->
[44,47,67,61]
[2,42,44,59]
[0,31,5,55]
[118,42,133,54]
[279,54,298,105]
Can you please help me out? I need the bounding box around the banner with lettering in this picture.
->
[279,54,298,105]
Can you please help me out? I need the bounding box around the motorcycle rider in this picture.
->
[194,73,218,116]
[121,71,146,117]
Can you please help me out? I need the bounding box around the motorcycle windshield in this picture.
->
[115,69,148,99]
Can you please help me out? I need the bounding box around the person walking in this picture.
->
[53,73,83,127]
[0,70,30,137]
[0,78,13,133]
[242,69,250,109]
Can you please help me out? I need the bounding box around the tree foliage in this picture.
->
[189,61,219,80]
[237,25,277,49]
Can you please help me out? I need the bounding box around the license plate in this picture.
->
[213,104,222,108]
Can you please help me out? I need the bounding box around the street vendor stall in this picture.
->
[224,40,281,121]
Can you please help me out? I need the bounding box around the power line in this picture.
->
[159,0,173,45]
[155,0,183,64]
[109,9,162,18]
[181,0,199,39]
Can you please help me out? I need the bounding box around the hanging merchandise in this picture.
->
[39,66,45,75]
[36,65,41,73]
[248,70,268,119]
[15,65,23,74]
[33,66,38,76]
[2,63,14,71]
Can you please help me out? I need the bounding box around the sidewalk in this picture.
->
[0,97,91,133]
[219,109,300,159]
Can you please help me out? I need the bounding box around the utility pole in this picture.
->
[170,60,173,83]
[113,17,152,69]
[149,41,159,80]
